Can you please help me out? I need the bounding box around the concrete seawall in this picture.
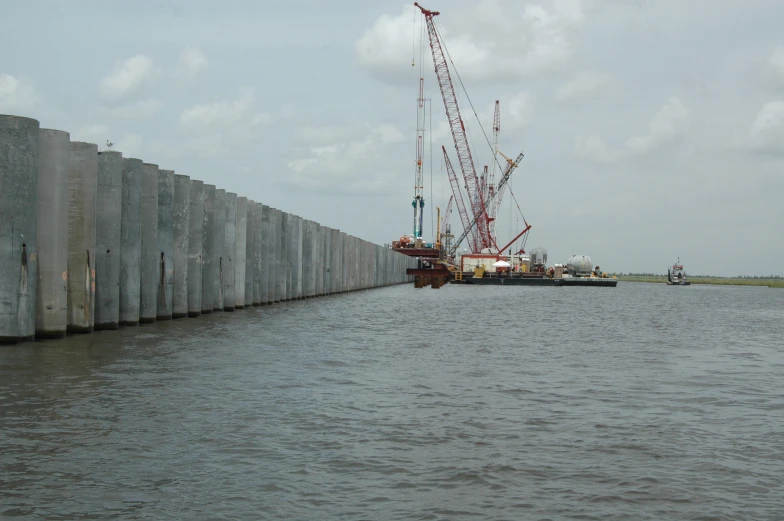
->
[0,114,418,345]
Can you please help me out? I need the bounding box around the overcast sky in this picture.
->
[2,0,783,276]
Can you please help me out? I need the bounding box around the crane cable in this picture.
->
[432,18,527,228]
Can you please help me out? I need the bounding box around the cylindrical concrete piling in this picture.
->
[35,128,69,338]
[172,174,190,319]
[222,192,237,311]
[119,158,143,326]
[200,184,216,314]
[259,205,270,305]
[244,201,255,308]
[325,228,335,295]
[252,202,262,306]
[316,224,325,297]
[213,189,226,311]
[302,220,313,298]
[67,141,98,333]
[234,197,247,309]
[94,150,123,330]
[140,163,159,323]
[156,169,174,320]
[270,208,280,303]
[294,216,304,299]
[187,180,203,317]
[0,115,39,343]
[280,212,289,301]
[310,221,318,298]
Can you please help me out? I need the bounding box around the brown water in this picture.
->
[1,283,783,520]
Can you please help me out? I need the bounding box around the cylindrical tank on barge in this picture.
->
[566,255,593,276]
[530,247,547,266]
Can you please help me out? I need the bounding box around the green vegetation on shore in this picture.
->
[614,274,784,288]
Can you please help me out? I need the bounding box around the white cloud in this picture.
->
[574,134,621,163]
[178,48,208,77]
[286,121,406,194]
[0,73,38,112]
[356,1,584,85]
[744,101,784,155]
[71,124,111,144]
[180,89,255,129]
[374,123,406,144]
[113,134,144,157]
[769,46,784,87]
[625,96,691,153]
[107,98,164,120]
[556,71,612,101]
[99,55,155,103]
[575,97,691,161]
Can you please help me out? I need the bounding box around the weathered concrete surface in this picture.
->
[222,192,236,311]
[67,142,98,333]
[35,128,69,338]
[316,224,324,297]
[252,202,262,306]
[260,205,270,305]
[293,216,303,299]
[156,169,174,320]
[94,151,123,330]
[0,115,39,343]
[139,163,159,323]
[213,189,226,311]
[119,158,143,326]
[234,197,247,309]
[269,208,280,303]
[172,174,190,318]
[187,180,203,317]
[244,201,255,307]
[200,184,216,314]
[280,212,289,301]
[301,220,312,298]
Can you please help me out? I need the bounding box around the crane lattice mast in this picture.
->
[487,101,500,241]
[412,77,426,239]
[442,146,477,252]
[414,2,496,252]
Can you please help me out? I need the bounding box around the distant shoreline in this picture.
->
[615,276,784,288]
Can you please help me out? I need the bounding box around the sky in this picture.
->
[1,0,783,276]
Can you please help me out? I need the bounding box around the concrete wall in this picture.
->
[252,202,262,306]
[222,192,236,311]
[188,180,203,317]
[214,189,226,311]
[173,174,190,318]
[157,169,174,320]
[95,151,123,330]
[200,184,216,314]
[35,128,69,338]
[234,197,247,309]
[119,158,143,326]
[0,115,39,343]
[259,205,270,305]
[139,163,159,323]
[0,115,418,344]
[67,142,98,333]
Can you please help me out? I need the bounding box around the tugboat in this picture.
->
[667,259,690,285]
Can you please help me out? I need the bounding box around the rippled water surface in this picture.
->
[2,283,783,520]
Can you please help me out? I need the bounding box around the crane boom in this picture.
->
[442,146,477,252]
[450,151,525,257]
[414,2,494,252]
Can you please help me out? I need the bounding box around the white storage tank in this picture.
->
[530,247,547,267]
[566,255,593,276]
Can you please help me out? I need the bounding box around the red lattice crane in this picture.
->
[442,146,477,252]
[415,2,496,253]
